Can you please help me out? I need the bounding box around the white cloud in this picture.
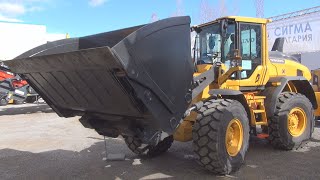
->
[89,0,108,7]
[0,3,26,16]
[0,14,23,22]
[0,0,47,22]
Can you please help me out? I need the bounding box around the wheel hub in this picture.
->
[289,114,299,129]
[287,107,307,137]
[225,119,243,157]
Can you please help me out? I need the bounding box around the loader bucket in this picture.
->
[5,16,193,134]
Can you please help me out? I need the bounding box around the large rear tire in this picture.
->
[124,135,174,157]
[268,92,314,150]
[193,99,250,175]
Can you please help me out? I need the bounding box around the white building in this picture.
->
[0,21,66,61]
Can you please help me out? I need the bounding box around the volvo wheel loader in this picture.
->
[5,16,320,175]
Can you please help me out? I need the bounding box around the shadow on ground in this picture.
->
[0,104,53,116]
[1,128,320,180]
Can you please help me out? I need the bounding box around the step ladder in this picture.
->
[245,94,268,126]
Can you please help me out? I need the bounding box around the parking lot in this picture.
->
[1,103,320,180]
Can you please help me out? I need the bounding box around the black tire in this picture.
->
[0,98,8,106]
[124,136,145,155]
[25,96,37,103]
[268,92,314,150]
[148,136,174,157]
[124,135,174,157]
[193,99,250,175]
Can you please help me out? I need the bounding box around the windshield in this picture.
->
[195,21,236,65]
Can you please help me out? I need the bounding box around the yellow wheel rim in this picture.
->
[288,107,307,137]
[225,118,243,157]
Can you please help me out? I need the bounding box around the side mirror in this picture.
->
[232,49,242,61]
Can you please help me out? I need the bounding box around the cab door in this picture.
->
[237,23,267,89]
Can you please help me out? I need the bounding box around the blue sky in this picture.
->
[0,0,319,37]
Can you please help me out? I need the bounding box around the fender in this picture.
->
[208,89,251,121]
[260,76,317,118]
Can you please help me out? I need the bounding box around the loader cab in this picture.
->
[193,20,236,65]
[193,17,269,87]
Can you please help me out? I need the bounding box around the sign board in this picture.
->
[267,12,320,54]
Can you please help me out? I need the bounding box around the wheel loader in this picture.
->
[4,16,320,175]
[312,68,320,119]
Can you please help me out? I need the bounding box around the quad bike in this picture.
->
[0,61,37,105]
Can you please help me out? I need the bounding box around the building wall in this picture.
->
[301,51,320,70]
[0,22,65,61]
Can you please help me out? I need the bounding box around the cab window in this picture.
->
[196,23,221,64]
[239,23,262,79]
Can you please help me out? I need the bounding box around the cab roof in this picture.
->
[195,16,272,28]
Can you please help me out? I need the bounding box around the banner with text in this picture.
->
[267,12,320,54]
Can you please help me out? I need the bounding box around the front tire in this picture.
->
[268,92,314,150]
[25,96,37,103]
[193,99,250,175]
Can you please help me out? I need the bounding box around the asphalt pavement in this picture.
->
[0,103,320,180]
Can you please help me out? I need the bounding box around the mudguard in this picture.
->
[261,76,317,118]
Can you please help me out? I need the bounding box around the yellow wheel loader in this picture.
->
[5,16,320,175]
[312,68,320,119]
